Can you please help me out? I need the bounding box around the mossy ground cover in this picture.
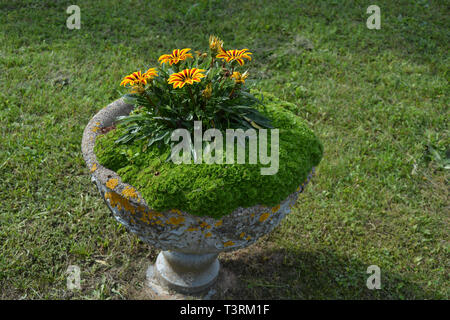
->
[0,0,448,299]
[94,95,323,218]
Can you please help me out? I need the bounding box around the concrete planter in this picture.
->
[82,98,315,295]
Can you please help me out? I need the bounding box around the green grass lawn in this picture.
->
[0,0,448,299]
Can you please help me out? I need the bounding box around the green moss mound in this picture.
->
[94,93,323,218]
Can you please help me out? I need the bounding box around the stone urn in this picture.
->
[82,98,315,295]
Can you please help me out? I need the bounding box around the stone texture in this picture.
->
[82,98,315,294]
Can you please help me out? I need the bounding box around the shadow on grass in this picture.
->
[219,246,438,300]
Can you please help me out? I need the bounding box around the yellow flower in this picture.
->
[216,48,252,66]
[120,68,158,87]
[158,48,193,65]
[168,68,206,89]
[202,83,212,98]
[195,51,208,59]
[143,67,158,77]
[231,71,249,84]
[209,35,223,52]
[130,86,146,94]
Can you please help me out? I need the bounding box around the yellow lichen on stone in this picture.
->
[171,209,182,215]
[205,232,212,238]
[106,178,118,190]
[187,227,199,232]
[147,211,159,220]
[145,211,159,224]
[259,212,270,222]
[105,192,119,207]
[239,232,245,239]
[224,241,235,247]
[139,211,149,222]
[153,211,164,218]
[92,126,100,132]
[90,163,97,172]
[105,192,121,210]
[137,205,146,214]
[200,221,211,229]
[104,191,135,214]
[122,186,137,199]
[214,220,223,227]
[246,235,251,240]
[271,204,280,213]
[250,213,255,218]
[121,198,135,214]
[139,214,150,224]
[167,216,185,226]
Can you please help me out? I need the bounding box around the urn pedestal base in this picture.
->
[146,251,220,296]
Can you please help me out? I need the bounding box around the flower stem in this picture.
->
[143,91,155,106]
[187,86,195,111]
[229,86,236,98]
[142,89,158,114]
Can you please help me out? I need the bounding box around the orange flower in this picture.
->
[209,35,223,52]
[216,48,252,66]
[120,68,158,87]
[168,68,206,89]
[202,83,212,98]
[231,71,249,84]
[158,48,193,65]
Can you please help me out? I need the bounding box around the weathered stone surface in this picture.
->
[82,99,315,295]
[82,98,315,254]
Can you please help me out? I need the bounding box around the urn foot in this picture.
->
[147,251,220,295]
